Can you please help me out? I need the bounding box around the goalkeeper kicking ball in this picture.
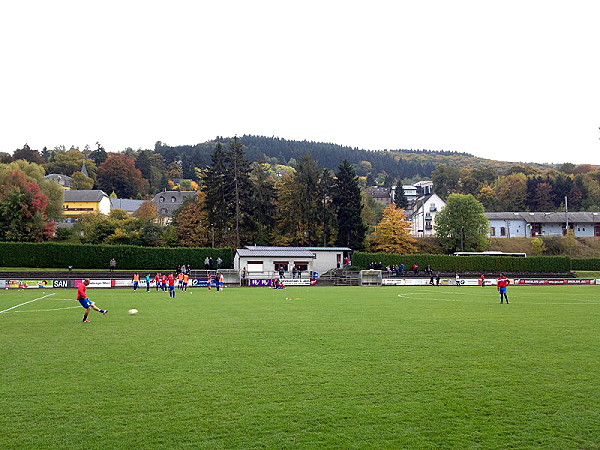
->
[128,309,138,315]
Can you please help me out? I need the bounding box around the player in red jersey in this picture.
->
[77,279,108,323]
[167,273,176,298]
[497,273,510,304]
[154,273,161,291]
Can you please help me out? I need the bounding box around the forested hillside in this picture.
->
[155,135,555,183]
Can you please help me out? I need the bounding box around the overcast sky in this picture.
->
[2,1,599,165]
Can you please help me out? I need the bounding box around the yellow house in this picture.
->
[62,190,111,223]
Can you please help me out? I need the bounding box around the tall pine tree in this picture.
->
[225,136,253,248]
[333,159,367,250]
[202,143,230,247]
[249,163,277,245]
[393,181,409,209]
[275,154,323,246]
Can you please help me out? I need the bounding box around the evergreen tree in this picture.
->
[249,163,277,245]
[333,159,367,250]
[316,168,336,246]
[225,136,253,248]
[275,154,324,246]
[393,182,409,209]
[89,142,108,166]
[202,143,230,247]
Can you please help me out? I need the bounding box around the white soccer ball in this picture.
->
[128,309,138,315]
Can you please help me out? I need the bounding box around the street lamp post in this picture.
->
[565,195,569,235]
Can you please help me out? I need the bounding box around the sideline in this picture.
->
[0,293,56,314]
[14,306,80,313]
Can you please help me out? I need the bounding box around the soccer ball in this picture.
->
[128,309,138,315]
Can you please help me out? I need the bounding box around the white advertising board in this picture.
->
[88,280,112,288]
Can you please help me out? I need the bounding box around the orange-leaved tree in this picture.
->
[369,205,417,254]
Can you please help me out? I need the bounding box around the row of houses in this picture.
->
[365,182,600,238]
[59,189,196,225]
[56,183,600,239]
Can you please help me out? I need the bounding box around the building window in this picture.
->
[247,261,264,272]
[171,196,177,203]
[293,261,308,272]
[490,227,496,236]
[274,261,289,272]
[500,227,506,236]
[159,197,165,203]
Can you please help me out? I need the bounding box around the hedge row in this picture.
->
[353,252,572,273]
[0,242,233,270]
[570,258,600,271]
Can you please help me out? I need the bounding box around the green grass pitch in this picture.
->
[1,285,599,449]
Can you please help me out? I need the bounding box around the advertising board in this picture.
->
[6,280,51,289]
[74,279,112,288]
[515,279,596,285]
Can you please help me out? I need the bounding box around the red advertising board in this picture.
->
[515,279,596,285]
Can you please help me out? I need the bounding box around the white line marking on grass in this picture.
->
[13,306,80,313]
[0,293,56,314]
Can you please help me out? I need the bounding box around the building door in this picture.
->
[531,223,542,237]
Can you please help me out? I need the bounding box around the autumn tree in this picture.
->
[45,148,97,180]
[134,201,158,221]
[532,182,556,211]
[568,175,587,211]
[97,154,146,198]
[13,144,45,164]
[495,173,527,211]
[477,185,498,211]
[369,205,417,254]
[459,169,482,196]
[173,192,211,247]
[1,160,64,221]
[432,165,460,200]
[0,170,56,241]
[71,171,94,190]
[166,161,183,181]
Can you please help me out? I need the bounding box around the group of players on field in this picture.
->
[76,272,511,323]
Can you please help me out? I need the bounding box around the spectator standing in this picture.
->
[413,264,419,276]
[109,258,116,272]
[241,267,247,286]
